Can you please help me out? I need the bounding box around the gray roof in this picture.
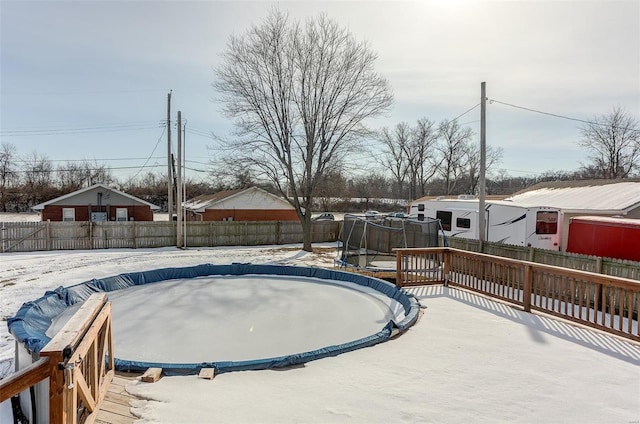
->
[33,183,160,211]
[506,181,640,214]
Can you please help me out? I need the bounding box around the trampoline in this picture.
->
[8,264,419,375]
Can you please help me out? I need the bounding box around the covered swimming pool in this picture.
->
[9,264,420,375]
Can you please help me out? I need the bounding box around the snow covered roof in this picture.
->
[506,180,640,214]
[184,186,293,212]
[32,183,160,210]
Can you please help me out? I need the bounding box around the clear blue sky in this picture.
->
[1,0,638,182]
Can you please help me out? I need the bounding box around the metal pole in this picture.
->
[479,82,487,252]
[167,90,174,222]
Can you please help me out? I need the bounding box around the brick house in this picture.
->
[184,186,299,222]
[32,183,160,222]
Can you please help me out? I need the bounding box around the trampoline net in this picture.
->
[338,214,441,271]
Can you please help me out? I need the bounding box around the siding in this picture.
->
[42,205,154,222]
[202,209,299,222]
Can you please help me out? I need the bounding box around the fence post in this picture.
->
[523,264,532,312]
[443,249,450,287]
[396,251,403,287]
[46,220,52,251]
[132,221,137,248]
[47,351,68,424]
[595,256,602,274]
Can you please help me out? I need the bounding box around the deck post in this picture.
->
[47,351,68,424]
[443,250,450,287]
[523,264,533,312]
[396,251,403,287]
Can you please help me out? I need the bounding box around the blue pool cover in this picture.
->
[8,263,420,375]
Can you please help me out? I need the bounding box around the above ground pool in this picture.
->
[8,264,419,375]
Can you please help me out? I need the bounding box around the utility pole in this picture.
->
[479,82,487,252]
[176,111,183,248]
[167,90,174,222]
[182,120,187,248]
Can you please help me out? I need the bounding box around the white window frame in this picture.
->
[116,208,128,222]
[62,208,75,222]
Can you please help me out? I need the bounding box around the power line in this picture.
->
[1,122,163,136]
[489,99,640,131]
[31,157,166,163]
[0,88,170,96]
[185,128,215,139]
[10,164,165,174]
[451,103,481,123]
[124,127,167,184]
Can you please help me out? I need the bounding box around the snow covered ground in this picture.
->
[1,242,639,423]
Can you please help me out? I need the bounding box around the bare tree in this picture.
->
[21,151,54,208]
[459,143,503,194]
[0,143,19,211]
[378,123,410,198]
[214,9,393,250]
[56,162,85,191]
[578,106,640,179]
[80,160,113,186]
[377,118,440,200]
[437,119,474,194]
[56,160,113,191]
[407,118,440,199]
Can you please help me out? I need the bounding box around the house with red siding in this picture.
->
[184,186,299,222]
[32,183,160,222]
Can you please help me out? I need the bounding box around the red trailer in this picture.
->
[566,216,640,261]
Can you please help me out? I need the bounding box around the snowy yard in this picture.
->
[1,243,639,423]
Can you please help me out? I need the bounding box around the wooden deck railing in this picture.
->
[396,248,640,342]
[0,293,114,424]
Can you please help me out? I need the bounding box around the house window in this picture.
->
[116,208,128,222]
[536,211,558,234]
[418,204,425,211]
[456,217,471,229]
[436,210,452,231]
[62,208,75,222]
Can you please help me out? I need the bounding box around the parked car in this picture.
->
[364,210,381,219]
[313,213,335,221]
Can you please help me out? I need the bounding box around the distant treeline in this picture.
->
[0,142,627,213]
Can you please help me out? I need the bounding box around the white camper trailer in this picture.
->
[409,198,562,250]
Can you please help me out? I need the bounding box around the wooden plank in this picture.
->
[98,398,137,417]
[95,372,139,424]
[140,368,162,383]
[198,368,216,380]
[75,370,97,413]
[0,357,50,402]
[104,391,134,406]
[95,409,136,424]
[41,293,108,354]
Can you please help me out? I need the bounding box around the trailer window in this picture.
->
[456,217,471,229]
[436,210,452,231]
[536,211,558,234]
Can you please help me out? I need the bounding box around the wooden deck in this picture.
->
[95,372,141,424]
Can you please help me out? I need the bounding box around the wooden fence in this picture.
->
[445,237,640,281]
[0,221,340,253]
[0,293,114,424]
[395,247,640,343]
